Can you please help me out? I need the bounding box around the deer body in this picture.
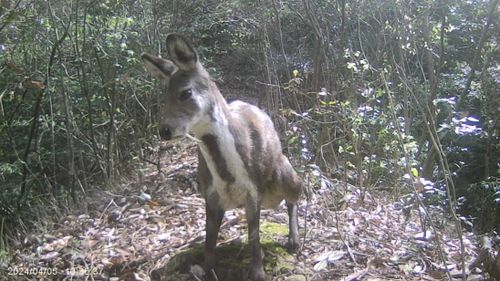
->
[142,34,302,281]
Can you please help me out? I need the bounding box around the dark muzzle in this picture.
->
[159,127,172,140]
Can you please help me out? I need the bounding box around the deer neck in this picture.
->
[191,84,231,138]
[190,86,249,187]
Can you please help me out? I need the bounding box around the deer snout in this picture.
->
[159,126,173,140]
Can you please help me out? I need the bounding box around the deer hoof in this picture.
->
[249,267,266,281]
[285,238,300,252]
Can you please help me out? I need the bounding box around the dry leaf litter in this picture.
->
[6,141,487,281]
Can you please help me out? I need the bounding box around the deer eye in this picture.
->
[179,89,192,101]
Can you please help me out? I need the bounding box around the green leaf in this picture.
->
[411,168,419,177]
[287,135,299,145]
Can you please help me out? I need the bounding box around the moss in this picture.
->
[165,245,205,273]
[260,221,289,239]
[216,242,250,268]
[262,241,296,274]
[161,220,297,279]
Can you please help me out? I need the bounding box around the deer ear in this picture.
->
[166,34,198,71]
[141,52,177,80]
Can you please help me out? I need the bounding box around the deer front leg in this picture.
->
[286,201,300,251]
[205,202,224,280]
[246,197,265,281]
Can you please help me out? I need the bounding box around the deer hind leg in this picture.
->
[277,155,302,251]
[204,201,224,280]
[286,201,300,251]
[245,196,265,281]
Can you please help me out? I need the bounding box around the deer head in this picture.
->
[141,34,216,140]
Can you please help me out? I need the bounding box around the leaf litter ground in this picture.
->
[6,141,487,281]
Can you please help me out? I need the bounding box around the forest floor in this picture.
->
[6,140,488,281]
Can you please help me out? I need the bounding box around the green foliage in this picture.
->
[0,0,497,248]
[0,0,159,246]
[276,0,498,232]
[459,178,500,233]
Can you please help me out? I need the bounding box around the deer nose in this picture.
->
[159,127,172,140]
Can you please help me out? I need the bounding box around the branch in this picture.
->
[17,22,70,207]
[0,0,22,33]
[458,0,499,110]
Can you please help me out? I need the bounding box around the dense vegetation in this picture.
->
[0,0,498,264]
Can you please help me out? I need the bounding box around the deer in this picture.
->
[141,34,302,281]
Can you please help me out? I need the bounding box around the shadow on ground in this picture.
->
[151,240,298,281]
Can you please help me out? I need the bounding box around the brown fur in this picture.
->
[141,34,302,281]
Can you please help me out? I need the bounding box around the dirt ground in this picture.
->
[5,140,487,281]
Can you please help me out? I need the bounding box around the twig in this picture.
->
[382,72,454,280]
[458,0,499,110]
[98,199,117,222]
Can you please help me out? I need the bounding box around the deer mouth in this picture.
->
[159,127,173,140]
[159,125,188,141]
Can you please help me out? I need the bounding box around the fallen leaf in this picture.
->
[190,264,205,279]
[148,200,161,208]
[40,251,59,261]
[313,259,328,271]
[23,80,46,89]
